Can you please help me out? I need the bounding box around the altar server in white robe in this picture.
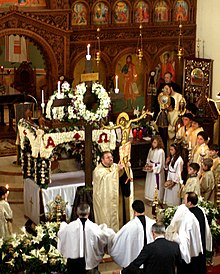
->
[57,203,115,274]
[163,143,183,206]
[166,192,212,274]
[144,136,165,204]
[109,200,155,268]
[93,151,134,232]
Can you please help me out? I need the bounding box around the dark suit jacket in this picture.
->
[122,237,181,274]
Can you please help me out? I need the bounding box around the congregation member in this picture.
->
[153,71,181,120]
[175,113,193,142]
[189,116,204,149]
[191,131,209,166]
[167,97,179,149]
[163,144,183,206]
[200,158,215,203]
[185,102,198,116]
[144,136,165,205]
[109,200,155,268]
[58,203,115,274]
[179,162,201,200]
[113,222,181,274]
[166,192,212,274]
[0,186,13,239]
[163,82,185,113]
[93,151,133,232]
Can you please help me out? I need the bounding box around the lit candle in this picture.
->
[189,141,192,149]
[87,44,90,56]
[5,184,9,201]
[58,81,61,97]
[115,75,118,89]
[115,75,119,94]
[41,89,44,104]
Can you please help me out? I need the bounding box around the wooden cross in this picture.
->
[81,58,99,186]
[51,59,99,186]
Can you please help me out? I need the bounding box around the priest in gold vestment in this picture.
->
[92,151,133,232]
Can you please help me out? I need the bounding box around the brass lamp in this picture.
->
[95,28,101,64]
[137,24,143,62]
[177,19,184,60]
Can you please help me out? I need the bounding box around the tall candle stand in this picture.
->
[152,189,158,218]
[188,145,192,161]
[0,66,11,93]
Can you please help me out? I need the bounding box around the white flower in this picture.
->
[61,81,70,91]
[134,106,140,117]
[0,238,3,248]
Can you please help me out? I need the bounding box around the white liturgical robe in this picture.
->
[166,204,212,264]
[109,216,156,268]
[144,147,165,203]
[57,218,115,270]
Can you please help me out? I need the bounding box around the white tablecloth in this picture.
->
[24,171,85,224]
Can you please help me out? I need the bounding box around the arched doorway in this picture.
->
[0,29,58,101]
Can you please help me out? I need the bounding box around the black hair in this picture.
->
[170,143,181,168]
[186,192,198,205]
[0,186,7,197]
[188,162,200,173]
[197,131,208,141]
[186,103,198,116]
[209,144,219,153]
[76,203,90,217]
[164,71,172,78]
[101,151,112,160]
[132,200,145,213]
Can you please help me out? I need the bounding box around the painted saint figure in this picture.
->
[121,55,139,109]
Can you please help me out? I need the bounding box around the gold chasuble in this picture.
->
[93,163,133,232]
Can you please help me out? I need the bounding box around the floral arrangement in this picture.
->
[133,106,156,136]
[158,197,220,248]
[0,222,66,274]
[46,81,76,122]
[72,82,111,125]
[46,81,111,126]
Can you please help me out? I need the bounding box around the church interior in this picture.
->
[0,0,220,273]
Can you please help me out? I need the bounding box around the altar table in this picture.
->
[24,170,85,224]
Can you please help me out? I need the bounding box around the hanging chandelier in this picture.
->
[95,28,101,64]
[177,19,184,60]
[136,23,143,62]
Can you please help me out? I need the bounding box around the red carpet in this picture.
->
[207,264,220,274]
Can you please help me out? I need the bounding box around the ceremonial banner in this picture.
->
[5,35,28,63]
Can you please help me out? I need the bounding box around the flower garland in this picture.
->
[46,81,111,125]
[46,81,76,121]
[72,82,111,124]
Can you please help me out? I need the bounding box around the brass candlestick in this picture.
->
[152,189,158,218]
[188,146,192,161]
